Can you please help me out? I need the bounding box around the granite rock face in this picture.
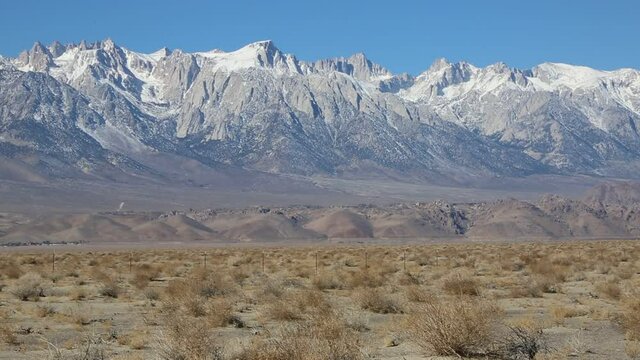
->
[2,40,640,182]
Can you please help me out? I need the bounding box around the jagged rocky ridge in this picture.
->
[2,39,640,183]
[2,182,639,244]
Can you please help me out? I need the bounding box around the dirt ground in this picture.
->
[0,240,639,359]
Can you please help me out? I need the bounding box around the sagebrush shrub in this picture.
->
[407,296,501,356]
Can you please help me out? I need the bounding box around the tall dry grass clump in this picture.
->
[356,288,403,314]
[623,299,640,341]
[442,275,480,296]
[236,314,365,360]
[11,273,47,301]
[0,259,24,279]
[156,314,223,360]
[595,282,622,301]
[406,296,501,357]
[263,289,333,322]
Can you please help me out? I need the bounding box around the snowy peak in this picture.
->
[240,40,296,70]
[405,59,640,102]
[402,59,475,100]
[427,57,454,72]
[404,60,540,101]
[532,62,617,90]
[48,40,67,57]
[16,41,54,71]
[3,39,640,181]
[148,47,172,61]
[314,52,392,82]
[193,40,304,74]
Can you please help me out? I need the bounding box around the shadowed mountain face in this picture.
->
[2,182,639,245]
[2,40,640,186]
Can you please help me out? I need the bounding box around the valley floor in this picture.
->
[0,240,639,359]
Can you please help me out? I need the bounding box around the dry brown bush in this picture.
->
[0,325,19,345]
[356,288,403,314]
[35,304,56,318]
[130,273,151,290]
[128,333,148,350]
[11,273,47,301]
[312,272,344,290]
[99,281,121,298]
[1,260,23,279]
[206,298,236,327]
[615,265,635,280]
[530,275,560,294]
[236,315,364,360]
[347,270,386,289]
[62,304,91,326]
[143,288,161,301]
[294,290,333,316]
[528,258,568,284]
[156,314,223,360]
[163,271,236,316]
[397,271,421,286]
[230,268,249,285]
[405,285,432,303]
[265,297,305,321]
[406,296,501,357]
[260,280,285,299]
[623,299,640,341]
[509,283,544,298]
[195,274,235,298]
[442,275,480,296]
[626,340,640,359]
[550,305,587,325]
[69,287,88,301]
[595,282,622,300]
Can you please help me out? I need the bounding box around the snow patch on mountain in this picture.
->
[4,38,640,181]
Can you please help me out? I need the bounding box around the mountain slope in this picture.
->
[0,65,152,181]
[3,39,640,184]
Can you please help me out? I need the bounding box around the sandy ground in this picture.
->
[0,240,639,359]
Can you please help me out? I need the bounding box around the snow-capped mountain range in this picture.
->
[2,39,640,184]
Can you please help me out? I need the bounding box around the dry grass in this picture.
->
[156,314,223,360]
[356,288,403,314]
[10,272,47,301]
[595,281,622,300]
[550,305,587,325]
[236,315,365,360]
[406,296,501,356]
[99,281,121,298]
[442,275,480,296]
[626,340,640,359]
[623,298,640,341]
[0,325,19,346]
[0,240,638,359]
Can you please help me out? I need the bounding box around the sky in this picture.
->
[1,0,638,75]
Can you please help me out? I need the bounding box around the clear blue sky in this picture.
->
[1,0,638,74]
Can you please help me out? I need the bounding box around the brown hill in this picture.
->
[583,182,640,206]
[467,199,571,239]
[133,214,216,242]
[2,182,640,245]
[305,209,373,238]
[208,213,322,242]
[538,195,627,237]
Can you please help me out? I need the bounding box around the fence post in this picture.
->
[364,250,368,270]
[403,249,406,272]
[315,251,318,275]
[52,251,55,273]
[203,252,207,270]
[129,252,132,273]
[262,252,265,273]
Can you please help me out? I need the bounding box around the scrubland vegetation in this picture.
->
[0,240,639,359]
